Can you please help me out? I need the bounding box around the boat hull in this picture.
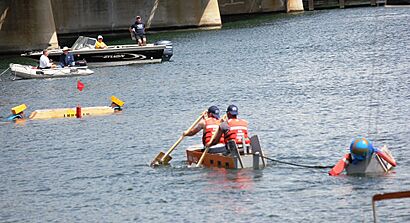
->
[346,146,395,175]
[21,37,168,67]
[10,63,93,79]
[29,106,116,120]
[186,135,266,169]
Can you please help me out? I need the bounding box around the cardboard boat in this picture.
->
[186,135,266,169]
[346,145,395,175]
[29,106,117,120]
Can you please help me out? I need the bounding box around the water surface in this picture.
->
[1,7,410,222]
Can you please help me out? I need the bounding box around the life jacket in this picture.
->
[224,118,250,146]
[202,117,224,146]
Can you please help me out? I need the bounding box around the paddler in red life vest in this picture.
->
[183,106,227,153]
[328,137,397,176]
[206,105,251,154]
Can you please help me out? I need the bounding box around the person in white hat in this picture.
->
[58,46,75,67]
[95,35,107,49]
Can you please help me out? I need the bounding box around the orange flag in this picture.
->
[77,80,84,91]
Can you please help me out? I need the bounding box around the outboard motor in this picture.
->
[154,40,173,61]
[74,59,87,67]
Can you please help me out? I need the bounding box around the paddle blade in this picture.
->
[150,152,165,166]
[161,155,173,165]
[150,152,173,166]
[329,154,350,176]
[77,80,84,91]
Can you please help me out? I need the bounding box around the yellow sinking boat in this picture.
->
[29,106,117,120]
[28,96,124,120]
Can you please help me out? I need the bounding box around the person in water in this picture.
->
[328,137,397,176]
[110,96,124,112]
[6,104,27,121]
[183,106,226,153]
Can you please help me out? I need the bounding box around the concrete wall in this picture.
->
[218,0,286,15]
[51,0,221,34]
[0,0,221,53]
[0,0,59,52]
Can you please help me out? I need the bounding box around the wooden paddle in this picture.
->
[150,110,206,166]
[196,114,227,167]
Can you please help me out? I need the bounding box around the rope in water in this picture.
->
[0,67,10,76]
[262,156,334,169]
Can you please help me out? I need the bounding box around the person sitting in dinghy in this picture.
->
[328,137,397,176]
[183,106,226,153]
[5,104,27,121]
[110,96,124,112]
[39,50,57,69]
[58,47,75,68]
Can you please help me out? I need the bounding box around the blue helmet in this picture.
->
[350,137,374,161]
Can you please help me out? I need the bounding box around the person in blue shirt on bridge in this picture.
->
[129,16,146,46]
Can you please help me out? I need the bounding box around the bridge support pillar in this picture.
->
[287,0,305,12]
[0,0,59,53]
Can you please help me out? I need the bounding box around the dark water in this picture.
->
[1,7,410,222]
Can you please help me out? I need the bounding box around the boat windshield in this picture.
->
[71,36,97,50]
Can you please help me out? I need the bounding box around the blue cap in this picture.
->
[208,106,220,118]
[226,105,238,115]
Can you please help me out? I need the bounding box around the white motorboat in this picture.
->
[9,63,93,79]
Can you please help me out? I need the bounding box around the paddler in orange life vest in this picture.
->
[183,106,226,153]
[206,105,251,154]
[328,137,397,176]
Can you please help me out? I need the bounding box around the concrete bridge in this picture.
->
[0,0,306,53]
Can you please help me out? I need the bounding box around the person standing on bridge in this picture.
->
[129,16,147,46]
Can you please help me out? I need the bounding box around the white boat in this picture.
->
[9,63,94,79]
